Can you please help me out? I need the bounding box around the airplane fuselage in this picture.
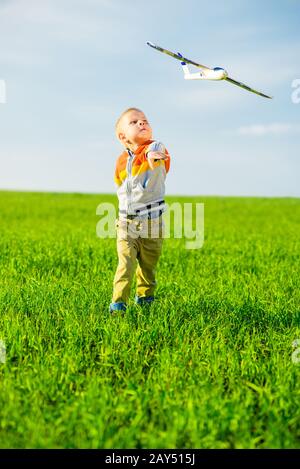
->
[204,67,228,80]
[183,67,228,81]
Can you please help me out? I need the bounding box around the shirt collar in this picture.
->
[126,140,153,156]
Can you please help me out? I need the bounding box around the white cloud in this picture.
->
[234,122,300,136]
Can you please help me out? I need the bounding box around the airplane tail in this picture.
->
[178,52,190,77]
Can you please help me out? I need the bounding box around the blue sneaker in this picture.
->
[135,295,155,306]
[109,302,127,315]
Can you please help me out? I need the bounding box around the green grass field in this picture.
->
[0,190,300,449]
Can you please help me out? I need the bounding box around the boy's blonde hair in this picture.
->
[115,107,143,136]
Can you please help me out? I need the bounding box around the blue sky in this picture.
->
[0,0,299,196]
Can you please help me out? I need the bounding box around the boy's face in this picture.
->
[118,110,152,148]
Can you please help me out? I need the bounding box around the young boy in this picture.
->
[109,108,171,314]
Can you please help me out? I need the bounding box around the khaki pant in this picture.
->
[112,217,164,304]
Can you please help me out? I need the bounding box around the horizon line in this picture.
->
[0,188,299,200]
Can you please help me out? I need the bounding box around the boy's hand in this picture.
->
[147,151,167,170]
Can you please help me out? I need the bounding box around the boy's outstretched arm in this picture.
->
[146,142,170,172]
[147,151,167,170]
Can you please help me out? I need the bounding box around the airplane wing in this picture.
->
[225,77,273,99]
[147,41,212,71]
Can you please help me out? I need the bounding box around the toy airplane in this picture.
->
[147,41,272,99]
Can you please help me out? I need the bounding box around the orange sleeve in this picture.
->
[114,158,122,187]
